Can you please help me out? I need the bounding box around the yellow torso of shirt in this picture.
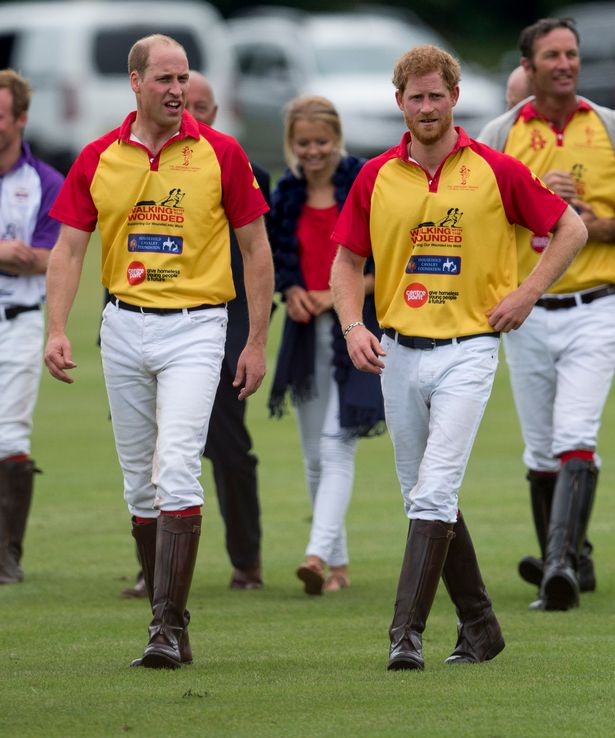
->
[505,109,615,293]
[92,137,233,307]
[371,149,517,338]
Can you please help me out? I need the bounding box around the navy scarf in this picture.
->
[267,155,385,438]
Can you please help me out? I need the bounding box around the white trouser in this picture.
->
[381,333,499,523]
[295,312,358,567]
[100,302,226,517]
[0,310,44,459]
[504,293,615,472]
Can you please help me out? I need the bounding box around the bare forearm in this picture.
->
[46,236,88,336]
[239,236,274,347]
[523,206,587,297]
[330,247,367,328]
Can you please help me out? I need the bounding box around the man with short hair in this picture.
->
[0,69,63,585]
[44,35,273,668]
[330,44,586,670]
[122,70,269,596]
[480,18,615,611]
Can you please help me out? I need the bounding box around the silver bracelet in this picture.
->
[342,321,365,339]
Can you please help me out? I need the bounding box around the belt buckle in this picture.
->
[417,337,436,350]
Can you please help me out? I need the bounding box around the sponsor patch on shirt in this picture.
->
[406,255,461,275]
[127,261,147,285]
[404,282,429,308]
[128,234,183,254]
[530,234,550,253]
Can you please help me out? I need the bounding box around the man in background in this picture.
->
[0,69,63,585]
[189,71,270,590]
[480,18,615,611]
[506,65,532,109]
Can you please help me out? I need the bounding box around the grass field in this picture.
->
[2,239,615,737]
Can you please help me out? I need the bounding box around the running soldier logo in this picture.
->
[127,261,147,285]
[128,189,186,229]
[530,129,547,151]
[404,282,429,308]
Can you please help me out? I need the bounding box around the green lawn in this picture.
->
[2,240,615,737]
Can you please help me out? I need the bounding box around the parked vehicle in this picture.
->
[0,0,238,173]
[553,3,615,107]
[229,7,505,169]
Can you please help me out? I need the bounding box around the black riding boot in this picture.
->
[518,470,555,587]
[139,514,201,669]
[520,469,596,596]
[0,459,39,584]
[541,458,597,611]
[441,512,505,664]
[387,519,454,671]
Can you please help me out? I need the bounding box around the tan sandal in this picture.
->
[324,566,350,592]
[296,555,325,595]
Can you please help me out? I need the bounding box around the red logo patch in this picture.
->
[530,235,550,253]
[404,282,429,308]
[127,261,147,285]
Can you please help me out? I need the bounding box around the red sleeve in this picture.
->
[470,140,567,235]
[207,131,269,228]
[49,131,119,232]
[331,158,383,256]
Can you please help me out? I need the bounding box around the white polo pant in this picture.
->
[0,310,44,459]
[295,312,358,567]
[503,293,615,472]
[381,333,500,523]
[100,302,226,517]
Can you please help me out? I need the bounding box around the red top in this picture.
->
[297,203,339,290]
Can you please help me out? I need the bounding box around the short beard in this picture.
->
[406,109,453,145]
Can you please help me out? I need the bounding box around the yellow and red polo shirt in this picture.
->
[50,111,268,308]
[332,128,566,338]
[504,101,615,293]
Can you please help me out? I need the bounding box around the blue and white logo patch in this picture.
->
[406,255,461,275]
[128,234,183,254]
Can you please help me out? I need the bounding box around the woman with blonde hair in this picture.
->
[268,95,384,595]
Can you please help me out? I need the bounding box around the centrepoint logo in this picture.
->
[404,282,429,308]
[127,261,147,285]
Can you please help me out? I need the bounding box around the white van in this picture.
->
[0,0,238,172]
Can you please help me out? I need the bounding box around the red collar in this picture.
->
[118,110,200,144]
[518,98,592,123]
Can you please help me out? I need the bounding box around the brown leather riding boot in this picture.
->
[441,512,505,664]
[387,519,454,671]
[140,514,201,669]
[129,518,194,667]
[0,459,39,584]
